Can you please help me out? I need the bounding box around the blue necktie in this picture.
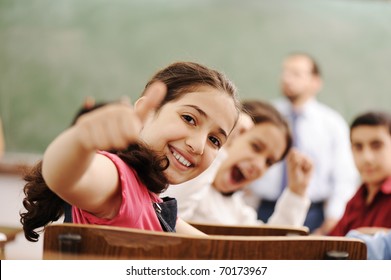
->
[291,111,300,147]
[279,111,299,195]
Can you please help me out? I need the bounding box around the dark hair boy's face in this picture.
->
[351,125,391,187]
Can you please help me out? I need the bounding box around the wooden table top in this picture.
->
[0,226,23,242]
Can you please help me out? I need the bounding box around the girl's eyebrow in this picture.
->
[183,104,228,139]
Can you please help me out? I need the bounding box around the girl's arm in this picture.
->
[266,149,313,227]
[42,105,136,218]
[175,218,208,236]
[42,82,167,218]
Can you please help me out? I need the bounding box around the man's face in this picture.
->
[280,55,319,104]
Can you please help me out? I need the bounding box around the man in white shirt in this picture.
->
[248,52,359,234]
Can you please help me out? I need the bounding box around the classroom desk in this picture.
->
[0,226,23,259]
[0,233,6,259]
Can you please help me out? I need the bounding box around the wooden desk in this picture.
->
[0,226,23,259]
[43,224,367,260]
[189,221,309,236]
[0,235,6,260]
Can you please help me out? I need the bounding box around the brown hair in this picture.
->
[145,61,241,118]
[242,99,292,161]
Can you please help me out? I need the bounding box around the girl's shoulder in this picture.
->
[97,150,139,185]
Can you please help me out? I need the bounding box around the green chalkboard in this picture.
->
[1,0,391,153]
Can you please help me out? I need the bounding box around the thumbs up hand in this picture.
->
[75,82,167,151]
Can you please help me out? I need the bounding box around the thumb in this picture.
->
[119,95,131,105]
[135,81,167,123]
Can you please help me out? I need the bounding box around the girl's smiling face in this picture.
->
[139,87,238,184]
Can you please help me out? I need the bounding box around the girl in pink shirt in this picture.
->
[20,61,241,241]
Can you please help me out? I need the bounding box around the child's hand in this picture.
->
[286,148,313,196]
[75,82,166,151]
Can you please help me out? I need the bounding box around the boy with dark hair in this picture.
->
[329,111,391,236]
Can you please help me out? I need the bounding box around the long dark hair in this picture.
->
[144,61,241,117]
[20,61,241,242]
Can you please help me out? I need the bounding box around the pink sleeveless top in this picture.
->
[72,151,163,231]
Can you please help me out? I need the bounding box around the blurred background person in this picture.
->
[329,111,391,236]
[248,52,359,234]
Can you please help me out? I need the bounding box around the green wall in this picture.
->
[1,0,391,153]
